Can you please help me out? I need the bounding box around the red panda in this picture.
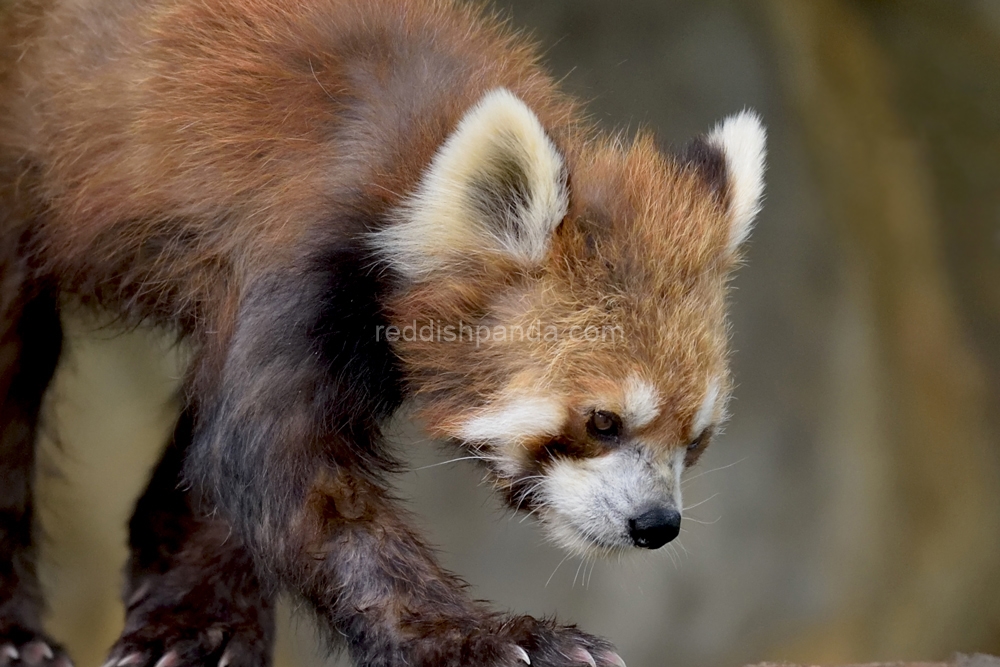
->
[0,0,765,666]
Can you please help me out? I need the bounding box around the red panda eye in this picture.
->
[587,410,621,438]
[684,429,713,467]
[688,432,705,451]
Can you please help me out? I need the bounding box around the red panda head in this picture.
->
[374,89,765,556]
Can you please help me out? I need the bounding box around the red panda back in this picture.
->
[1,0,579,333]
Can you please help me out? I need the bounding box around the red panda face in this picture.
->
[375,89,765,556]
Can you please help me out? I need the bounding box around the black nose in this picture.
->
[628,507,681,549]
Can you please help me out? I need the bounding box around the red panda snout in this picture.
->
[537,443,685,555]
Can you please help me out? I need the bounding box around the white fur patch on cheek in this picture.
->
[692,378,721,439]
[623,374,661,429]
[456,396,565,444]
[707,110,766,253]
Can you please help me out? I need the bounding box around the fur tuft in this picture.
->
[373,88,568,281]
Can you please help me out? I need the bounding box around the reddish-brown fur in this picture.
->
[0,0,750,665]
[2,0,575,330]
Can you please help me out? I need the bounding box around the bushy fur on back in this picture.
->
[0,0,764,665]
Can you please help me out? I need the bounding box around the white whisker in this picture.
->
[683,515,720,526]
[546,553,573,588]
[573,557,587,587]
[411,455,491,471]
[664,543,678,568]
[683,493,719,511]
[512,478,547,513]
[682,457,747,487]
[518,506,543,523]
[674,538,690,559]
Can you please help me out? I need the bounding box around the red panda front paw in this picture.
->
[0,626,72,667]
[104,620,268,667]
[104,621,269,667]
[103,577,272,667]
[493,616,623,667]
[402,614,624,667]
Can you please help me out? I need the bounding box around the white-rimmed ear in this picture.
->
[706,110,766,252]
[685,110,766,253]
[374,88,568,281]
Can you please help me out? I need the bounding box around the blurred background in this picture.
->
[30,1,1000,667]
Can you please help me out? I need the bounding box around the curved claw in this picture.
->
[513,645,531,665]
[218,651,232,667]
[116,653,145,667]
[21,642,55,665]
[570,647,597,667]
[153,652,178,667]
[1,645,19,667]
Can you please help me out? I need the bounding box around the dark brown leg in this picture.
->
[0,281,67,667]
[282,468,616,667]
[185,265,617,667]
[107,412,274,667]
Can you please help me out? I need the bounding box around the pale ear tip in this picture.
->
[715,109,767,150]
[479,86,515,101]
[727,107,765,128]
[475,86,523,111]
[707,109,767,251]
